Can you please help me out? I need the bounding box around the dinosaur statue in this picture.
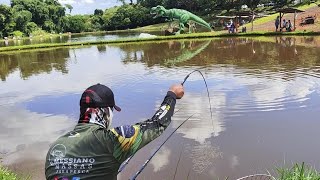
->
[150,5,212,34]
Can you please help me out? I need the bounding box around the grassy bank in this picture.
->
[1,30,320,53]
[253,3,318,26]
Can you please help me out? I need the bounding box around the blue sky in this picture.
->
[0,0,124,14]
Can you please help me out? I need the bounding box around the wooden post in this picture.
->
[251,11,254,31]
[294,10,296,31]
[279,12,282,29]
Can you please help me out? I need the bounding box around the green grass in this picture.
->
[1,30,320,53]
[276,162,320,180]
[0,165,18,180]
[253,3,318,26]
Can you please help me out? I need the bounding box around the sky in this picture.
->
[0,0,124,14]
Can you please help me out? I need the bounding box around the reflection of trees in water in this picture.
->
[117,37,320,72]
[0,48,70,81]
[116,40,212,67]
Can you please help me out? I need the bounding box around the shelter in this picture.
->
[278,7,305,30]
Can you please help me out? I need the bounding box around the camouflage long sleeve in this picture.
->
[110,91,176,163]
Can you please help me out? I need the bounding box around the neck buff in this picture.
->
[79,107,113,129]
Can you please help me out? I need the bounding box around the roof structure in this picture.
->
[277,7,305,13]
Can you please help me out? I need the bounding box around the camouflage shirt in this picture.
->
[45,91,176,180]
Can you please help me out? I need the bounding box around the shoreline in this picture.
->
[1,31,320,53]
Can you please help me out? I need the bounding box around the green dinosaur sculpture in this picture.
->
[150,5,212,34]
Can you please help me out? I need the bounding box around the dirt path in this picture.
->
[250,5,320,32]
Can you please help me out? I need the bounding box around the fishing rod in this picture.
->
[181,69,213,120]
[117,108,183,174]
[127,70,214,180]
[118,70,212,178]
[129,113,195,180]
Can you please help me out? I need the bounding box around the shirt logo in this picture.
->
[54,177,59,180]
[68,131,80,138]
[72,177,80,180]
[62,178,69,180]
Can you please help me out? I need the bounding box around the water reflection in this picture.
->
[0,31,161,47]
[0,48,69,81]
[0,106,74,166]
[1,37,320,179]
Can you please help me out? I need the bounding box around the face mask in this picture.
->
[106,107,113,130]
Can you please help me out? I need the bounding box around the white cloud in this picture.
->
[150,146,171,172]
[0,106,75,165]
[58,0,76,4]
[81,0,94,4]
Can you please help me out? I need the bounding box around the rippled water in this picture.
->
[1,36,320,179]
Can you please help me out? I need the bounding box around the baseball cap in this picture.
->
[80,83,121,111]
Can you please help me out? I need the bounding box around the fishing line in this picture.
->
[129,113,196,180]
[182,69,213,120]
[119,69,213,179]
[117,108,183,174]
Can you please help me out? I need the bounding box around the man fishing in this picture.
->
[45,83,184,180]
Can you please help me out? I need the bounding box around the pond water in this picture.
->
[1,36,320,180]
[0,31,161,47]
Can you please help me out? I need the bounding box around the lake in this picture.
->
[0,36,320,180]
[0,31,162,47]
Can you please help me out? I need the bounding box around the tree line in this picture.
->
[0,0,314,38]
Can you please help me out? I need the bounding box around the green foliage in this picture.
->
[13,10,32,32]
[94,9,104,16]
[65,4,73,14]
[0,165,17,180]
[276,162,320,180]
[43,20,55,33]
[25,22,39,35]
[0,0,317,38]
[30,29,48,36]
[104,4,155,30]
[10,30,24,37]
[64,15,86,33]
[0,4,12,37]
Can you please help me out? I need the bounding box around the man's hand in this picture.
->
[169,84,184,99]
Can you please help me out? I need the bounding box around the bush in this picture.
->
[30,29,48,36]
[10,30,24,37]
[25,22,39,35]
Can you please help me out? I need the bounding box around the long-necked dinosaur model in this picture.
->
[150,5,212,34]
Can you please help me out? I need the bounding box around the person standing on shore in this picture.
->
[275,16,280,32]
[45,83,184,180]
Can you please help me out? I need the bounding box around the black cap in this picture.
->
[80,83,121,111]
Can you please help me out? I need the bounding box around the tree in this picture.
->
[25,22,39,35]
[94,9,104,16]
[43,20,56,33]
[65,4,73,13]
[13,10,32,32]
[64,15,86,33]
[273,0,296,8]
[0,4,12,37]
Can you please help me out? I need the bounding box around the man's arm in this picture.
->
[109,85,184,163]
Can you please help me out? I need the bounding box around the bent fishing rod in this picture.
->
[129,113,195,180]
[118,69,213,178]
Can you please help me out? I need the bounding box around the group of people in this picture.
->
[275,16,293,32]
[227,19,237,33]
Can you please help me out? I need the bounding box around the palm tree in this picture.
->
[65,4,73,14]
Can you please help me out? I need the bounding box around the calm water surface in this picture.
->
[0,31,161,47]
[1,37,320,180]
